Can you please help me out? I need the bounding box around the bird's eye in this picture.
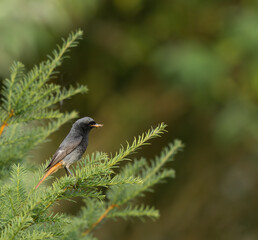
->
[89,121,96,126]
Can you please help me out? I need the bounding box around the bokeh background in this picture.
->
[1,0,258,239]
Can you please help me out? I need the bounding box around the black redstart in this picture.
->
[35,117,103,189]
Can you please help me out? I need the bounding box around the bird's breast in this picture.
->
[62,140,88,167]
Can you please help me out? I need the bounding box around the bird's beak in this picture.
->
[91,123,103,128]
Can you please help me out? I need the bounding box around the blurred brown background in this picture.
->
[1,0,258,239]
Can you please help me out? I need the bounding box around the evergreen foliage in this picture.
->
[0,30,183,239]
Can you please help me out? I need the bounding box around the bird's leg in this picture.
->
[64,166,73,177]
[64,167,69,176]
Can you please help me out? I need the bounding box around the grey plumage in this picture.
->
[35,117,103,189]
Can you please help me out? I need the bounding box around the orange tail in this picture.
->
[35,162,62,189]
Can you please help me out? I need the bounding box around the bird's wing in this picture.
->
[45,135,83,171]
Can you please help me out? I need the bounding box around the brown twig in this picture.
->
[0,109,14,136]
[82,204,118,236]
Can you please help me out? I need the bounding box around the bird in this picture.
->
[35,117,103,189]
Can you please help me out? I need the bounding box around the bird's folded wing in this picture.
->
[45,136,83,170]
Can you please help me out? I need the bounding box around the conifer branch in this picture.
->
[0,29,184,240]
[82,204,118,236]
[0,109,14,137]
[81,140,183,237]
[107,204,160,220]
[0,29,85,130]
[0,30,86,175]
[108,123,167,167]
[107,140,183,206]
[144,140,183,181]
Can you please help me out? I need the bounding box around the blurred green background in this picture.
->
[1,0,258,239]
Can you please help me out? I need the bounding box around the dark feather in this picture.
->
[45,136,82,171]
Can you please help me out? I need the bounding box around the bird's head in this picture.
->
[74,117,103,133]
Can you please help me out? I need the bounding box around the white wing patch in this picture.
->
[56,150,64,157]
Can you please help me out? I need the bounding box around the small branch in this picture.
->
[82,204,118,236]
[0,109,14,136]
[0,122,8,136]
